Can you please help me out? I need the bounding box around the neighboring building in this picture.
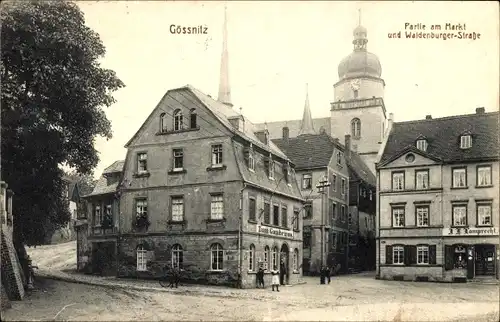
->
[344,134,377,272]
[51,176,82,244]
[75,161,123,274]
[376,108,499,282]
[256,17,389,175]
[114,8,304,288]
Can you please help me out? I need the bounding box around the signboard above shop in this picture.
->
[257,225,294,239]
[442,227,499,237]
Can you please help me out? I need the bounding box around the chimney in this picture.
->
[425,115,432,120]
[282,127,289,145]
[476,107,485,114]
[344,134,351,158]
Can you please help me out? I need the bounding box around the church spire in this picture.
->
[218,5,232,107]
[298,83,315,135]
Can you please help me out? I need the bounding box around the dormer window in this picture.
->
[336,151,343,165]
[416,139,428,152]
[248,152,255,171]
[460,135,472,149]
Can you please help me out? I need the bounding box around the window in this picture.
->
[452,205,467,226]
[271,246,278,270]
[293,210,300,231]
[460,135,472,149]
[264,246,270,270]
[392,246,404,264]
[304,202,312,219]
[336,151,342,165]
[331,232,337,250]
[330,202,337,223]
[303,230,312,248]
[452,168,467,188]
[211,144,223,166]
[369,190,373,201]
[351,118,361,138]
[171,197,184,222]
[392,172,404,191]
[477,204,492,226]
[416,139,427,151]
[248,197,256,221]
[160,113,167,133]
[416,206,429,227]
[210,243,224,271]
[302,174,312,189]
[249,244,255,271]
[417,245,429,264]
[190,109,197,129]
[348,212,352,225]
[332,175,337,192]
[341,178,346,195]
[340,205,346,222]
[477,166,492,187]
[210,195,224,220]
[136,199,148,218]
[173,109,183,131]
[248,152,255,171]
[264,202,271,224]
[392,207,405,227]
[415,170,429,190]
[136,246,148,271]
[171,244,183,269]
[281,206,288,227]
[173,149,184,171]
[137,153,147,173]
[94,205,102,226]
[273,205,279,226]
[293,249,298,271]
[269,160,275,180]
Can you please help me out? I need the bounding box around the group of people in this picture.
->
[256,265,282,291]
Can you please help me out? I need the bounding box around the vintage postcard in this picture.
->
[1,1,499,321]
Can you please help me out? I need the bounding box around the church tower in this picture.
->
[330,11,387,174]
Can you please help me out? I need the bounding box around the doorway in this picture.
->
[280,244,290,285]
[474,244,496,276]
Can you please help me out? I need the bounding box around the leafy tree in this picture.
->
[1,1,124,246]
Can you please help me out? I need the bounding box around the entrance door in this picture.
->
[280,244,289,285]
[475,244,496,276]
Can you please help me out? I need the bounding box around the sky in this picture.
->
[76,1,499,179]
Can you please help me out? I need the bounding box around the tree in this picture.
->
[1,1,125,246]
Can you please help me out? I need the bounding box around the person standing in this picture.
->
[279,258,287,285]
[271,266,280,292]
[256,266,265,288]
[319,266,326,284]
[327,266,331,284]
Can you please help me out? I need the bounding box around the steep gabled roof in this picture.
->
[124,85,291,163]
[255,117,331,139]
[103,160,125,175]
[345,151,376,187]
[379,111,499,166]
[85,160,124,197]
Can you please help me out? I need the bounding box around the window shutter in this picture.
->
[429,245,437,265]
[408,246,417,265]
[444,245,454,270]
[404,245,411,265]
[385,245,393,264]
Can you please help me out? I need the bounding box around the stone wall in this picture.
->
[1,284,11,311]
[0,225,25,301]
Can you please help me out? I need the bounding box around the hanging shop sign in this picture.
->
[442,227,499,237]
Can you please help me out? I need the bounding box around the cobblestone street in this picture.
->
[3,271,499,321]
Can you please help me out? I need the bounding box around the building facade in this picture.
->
[255,19,389,176]
[76,161,123,274]
[376,108,499,282]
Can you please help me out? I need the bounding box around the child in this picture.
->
[271,266,280,292]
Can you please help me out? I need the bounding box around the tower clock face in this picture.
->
[350,79,360,91]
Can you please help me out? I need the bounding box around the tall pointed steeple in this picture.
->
[298,83,315,135]
[217,5,232,107]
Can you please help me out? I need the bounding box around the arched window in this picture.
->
[264,246,270,270]
[173,109,183,131]
[293,249,299,271]
[249,244,255,271]
[351,118,361,138]
[190,109,197,129]
[136,245,147,271]
[210,243,224,271]
[271,246,278,270]
[160,113,167,133]
[171,244,183,269]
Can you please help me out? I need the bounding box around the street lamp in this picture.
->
[316,175,331,269]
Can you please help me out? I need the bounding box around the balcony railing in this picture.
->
[91,226,118,235]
